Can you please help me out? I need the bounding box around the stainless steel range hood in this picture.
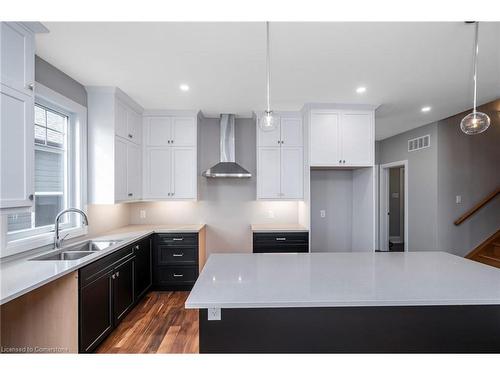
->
[202,114,252,178]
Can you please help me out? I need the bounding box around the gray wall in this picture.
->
[129,116,299,255]
[35,56,87,107]
[310,169,353,252]
[378,122,439,251]
[437,100,500,256]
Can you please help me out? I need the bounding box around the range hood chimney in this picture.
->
[202,114,252,178]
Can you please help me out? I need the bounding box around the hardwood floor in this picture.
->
[96,291,199,354]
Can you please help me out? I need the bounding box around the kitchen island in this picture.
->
[185,251,500,353]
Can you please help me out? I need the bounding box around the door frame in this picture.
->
[379,160,408,252]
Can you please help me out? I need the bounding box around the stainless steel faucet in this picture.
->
[54,208,89,249]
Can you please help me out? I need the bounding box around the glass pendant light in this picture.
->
[260,21,279,132]
[460,22,491,135]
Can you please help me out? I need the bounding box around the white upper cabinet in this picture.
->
[142,113,198,200]
[0,23,35,210]
[309,108,374,167]
[0,22,35,96]
[256,113,304,200]
[87,87,144,204]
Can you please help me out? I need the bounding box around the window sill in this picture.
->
[3,226,88,258]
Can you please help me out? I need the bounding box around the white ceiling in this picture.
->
[36,22,500,140]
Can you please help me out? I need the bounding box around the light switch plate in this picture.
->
[140,210,147,219]
[208,307,221,321]
[456,195,462,204]
[320,210,326,218]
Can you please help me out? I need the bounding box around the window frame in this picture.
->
[1,83,88,256]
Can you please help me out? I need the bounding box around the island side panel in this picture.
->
[0,271,79,353]
[199,305,500,353]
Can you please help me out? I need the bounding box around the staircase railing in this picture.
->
[454,187,500,226]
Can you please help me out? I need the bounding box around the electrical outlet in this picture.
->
[208,307,221,321]
[456,195,462,204]
[320,210,326,218]
[140,210,147,219]
[268,210,275,219]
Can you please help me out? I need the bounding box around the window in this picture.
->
[5,94,86,247]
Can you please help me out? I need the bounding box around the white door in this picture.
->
[280,117,302,147]
[280,147,303,199]
[341,112,373,166]
[257,147,281,199]
[257,116,281,147]
[0,22,34,96]
[0,86,34,208]
[144,117,171,146]
[144,147,171,198]
[127,109,142,145]
[115,100,128,140]
[127,142,141,200]
[171,147,196,199]
[114,137,128,201]
[171,117,196,146]
[310,112,341,166]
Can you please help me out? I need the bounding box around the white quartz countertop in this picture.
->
[0,224,205,305]
[251,224,309,232]
[185,252,500,309]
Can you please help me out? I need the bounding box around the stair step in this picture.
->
[477,253,500,267]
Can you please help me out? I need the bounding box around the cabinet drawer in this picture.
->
[155,233,198,247]
[156,245,198,266]
[253,232,309,253]
[154,266,198,285]
[80,245,134,288]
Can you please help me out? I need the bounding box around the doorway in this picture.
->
[379,160,408,252]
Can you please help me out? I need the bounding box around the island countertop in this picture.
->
[0,224,205,305]
[185,251,500,309]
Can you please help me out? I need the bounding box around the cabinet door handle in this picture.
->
[173,273,184,278]
[135,245,140,250]
[128,134,133,138]
[111,273,116,279]
[172,238,184,241]
[171,140,174,144]
[116,271,120,278]
[128,193,133,197]
[172,253,184,257]
[27,83,34,91]
[276,237,287,241]
[28,194,34,201]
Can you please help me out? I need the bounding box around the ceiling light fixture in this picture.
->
[259,21,278,132]
[460,22,490,135]
[179,84,190,92]
[356,87,367,94]
[421,106,431,112]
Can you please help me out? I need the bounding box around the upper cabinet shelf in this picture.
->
[87,87,144,204]
[0,22,35,210]
[308,108,375,167]
[256,113,304,200]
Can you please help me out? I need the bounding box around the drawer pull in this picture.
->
[172,253,184,257]
[275,237,287,241]
[173,273,184,278]
[172,238,184,241]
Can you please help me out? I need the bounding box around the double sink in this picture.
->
[30,240,122,261]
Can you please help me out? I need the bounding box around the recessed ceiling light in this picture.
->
[356,87,367,94]
[421,106,431,112]
[179,84,190,92]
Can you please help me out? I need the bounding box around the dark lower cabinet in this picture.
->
[134,237,152,300]
[253,232,309,253]
[79,270,114,353]
[79,236,152,353]
[113,256,135,324]
[153,233,199,291]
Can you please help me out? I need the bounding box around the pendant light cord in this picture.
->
[266,21,271,113]
[472,22,479,113]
